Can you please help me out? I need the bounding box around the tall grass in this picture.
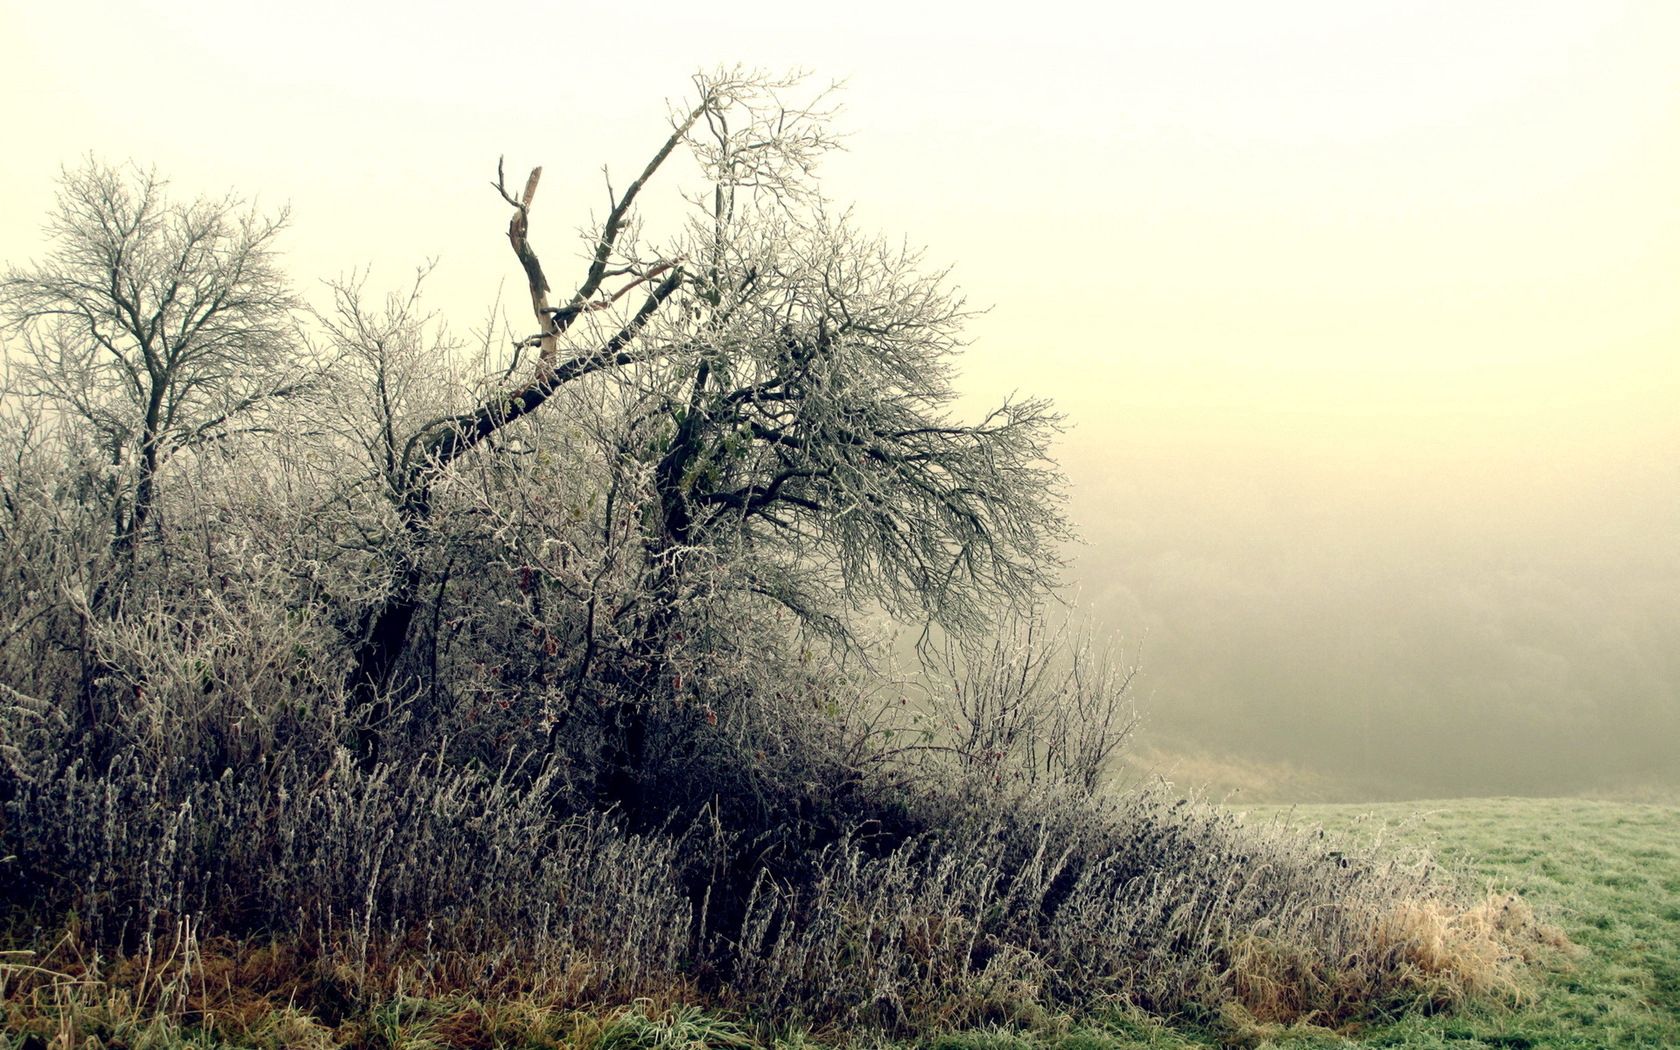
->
[724,780,1552,1030]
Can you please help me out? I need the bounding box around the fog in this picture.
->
[1064,415,1679,800]
[3,0,1675,799]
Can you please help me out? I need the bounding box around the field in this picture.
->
[3,797,1676,1049]
[1208,796,1680,1048]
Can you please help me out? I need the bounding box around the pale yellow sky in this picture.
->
[3,0,1677,796]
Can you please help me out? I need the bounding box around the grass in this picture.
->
[897,796,1680,1047]
[3,797,1675,1049]
[1227,796,1680,1049]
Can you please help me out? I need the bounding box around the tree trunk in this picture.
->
[346,569,421,771]
[344,484,429,770]
[113,385,167,559]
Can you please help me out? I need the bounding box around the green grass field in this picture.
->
[916,797,1680,1049]
[4,797,1676,1049]
[920,797,1680,1049]
[1219,796,1680,1049]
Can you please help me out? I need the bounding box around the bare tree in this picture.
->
[329,70,749,764]
[600,81,1069,663]
[317,71,1069,786]
[0,160,305,559]
[414,73,1070,810]
[630,216,1067,643]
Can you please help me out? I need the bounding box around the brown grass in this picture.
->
[1218,889,1574,1030]
[0,924,715,1050]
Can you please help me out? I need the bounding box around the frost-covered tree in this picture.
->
[320,74,1057,773]
[0,160,305,559]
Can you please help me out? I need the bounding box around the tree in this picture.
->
[320,71,1068,784]
[571,90,1074,811]
[0,160,304,560]
[329,73,709,764]
[629,209,1067,647]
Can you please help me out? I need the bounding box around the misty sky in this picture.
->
[3,1,1676,799]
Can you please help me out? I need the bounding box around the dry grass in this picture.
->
[4,797,1668,1049]
[712,781,1564,1032]
[0,933,761,1050]
[1219,889,1570,1028]
[2,783,1554,1040]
